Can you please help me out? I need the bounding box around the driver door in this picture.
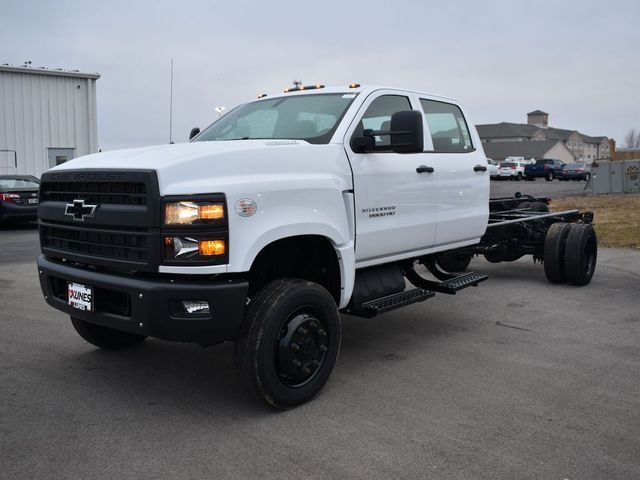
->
[345,91,438,264]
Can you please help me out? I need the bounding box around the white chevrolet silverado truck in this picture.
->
[37,84,597,408]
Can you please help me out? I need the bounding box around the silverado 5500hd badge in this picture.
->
[362,205,396,218]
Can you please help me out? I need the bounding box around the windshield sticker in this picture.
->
[235,198,257,217]
[265,140,299,146]
[362,205,396,218]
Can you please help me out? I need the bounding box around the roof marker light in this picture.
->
[349,83,360,88]
[283,84,325,93]
[257,93,267,99]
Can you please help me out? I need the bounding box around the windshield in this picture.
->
[193,93,357,144]
[0,177,40,189]
[501,162,515,167]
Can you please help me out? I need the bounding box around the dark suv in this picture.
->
[524,159,566,181]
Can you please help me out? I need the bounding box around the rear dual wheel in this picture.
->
[564,224,597,285]
[544,223,597,285]
[235,279,341,409]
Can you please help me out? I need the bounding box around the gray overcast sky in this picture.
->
[1,0,638,150]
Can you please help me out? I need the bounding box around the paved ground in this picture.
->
[1,216,639,479]
[490,177,590,199]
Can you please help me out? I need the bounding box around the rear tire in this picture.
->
[516,172,523,181]
[564,224,597,286]
[543,223,572,283]
[234,279,341,409]
[70,316,147,350]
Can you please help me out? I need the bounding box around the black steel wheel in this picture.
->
[70,316,147,350]
[435,252,472,272]
[234,279,340,409]
[564,224,597,286]
[543,223,572,283]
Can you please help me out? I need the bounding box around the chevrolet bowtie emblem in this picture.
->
[64,199,98,221]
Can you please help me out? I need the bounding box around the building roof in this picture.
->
[476,122,539,139]
[580,133,607,144]
[541,127,575,140]
[478,121,607,144]
[0,64,100,80]
[482,140,563,161]
[527,109,548,115]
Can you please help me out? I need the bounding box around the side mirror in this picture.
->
[189,127,201,141]
[351,134,375,152]
[390,110,423,154]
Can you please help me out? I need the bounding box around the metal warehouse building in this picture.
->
[0,64,100,178]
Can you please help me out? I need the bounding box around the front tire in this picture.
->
[235,279,341,409]
[70,316,147,350]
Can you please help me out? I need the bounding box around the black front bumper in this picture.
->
[37,255,248,343]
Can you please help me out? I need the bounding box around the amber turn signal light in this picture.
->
[198,239,226,256]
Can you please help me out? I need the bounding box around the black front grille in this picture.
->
[41,222,150,264]
[38,169,161,272]
[40,181,147,205]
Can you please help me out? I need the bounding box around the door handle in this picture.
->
[474,165,487,172]
[416,165,434,173]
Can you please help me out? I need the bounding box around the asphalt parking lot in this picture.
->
[2,181,638,480]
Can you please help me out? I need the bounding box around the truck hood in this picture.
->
[49,140,350,195]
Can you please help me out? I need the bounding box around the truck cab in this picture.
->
[37,85,490,408]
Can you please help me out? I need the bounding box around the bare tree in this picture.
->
[624,128,640,148]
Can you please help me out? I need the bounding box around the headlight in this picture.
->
[164,236,226,261]
[161,195,228,265]
[164,201,225,225]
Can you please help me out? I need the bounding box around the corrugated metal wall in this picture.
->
[0,70,98,177]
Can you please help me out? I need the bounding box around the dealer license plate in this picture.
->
[68,282,94,311]
[28,198,38,204]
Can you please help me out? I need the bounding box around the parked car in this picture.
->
[562,162,591,181]
[524,159,566,181]
[0,175,40,223]
[487,158,499,179]
[498,161,526,181]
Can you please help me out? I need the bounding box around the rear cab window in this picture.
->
[420,99,474,153]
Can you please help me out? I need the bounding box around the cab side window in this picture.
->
[420,99,473,153]
[354,95,411,151]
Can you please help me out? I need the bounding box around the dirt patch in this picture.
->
[551,194,640,249]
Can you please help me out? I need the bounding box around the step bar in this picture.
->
[344,270,489,318]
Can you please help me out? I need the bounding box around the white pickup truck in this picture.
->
[37,84,597,408]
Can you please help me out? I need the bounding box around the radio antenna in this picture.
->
[169,58,174,144]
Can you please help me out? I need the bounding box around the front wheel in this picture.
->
[235,279,341,409]
[70,316,147,350]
